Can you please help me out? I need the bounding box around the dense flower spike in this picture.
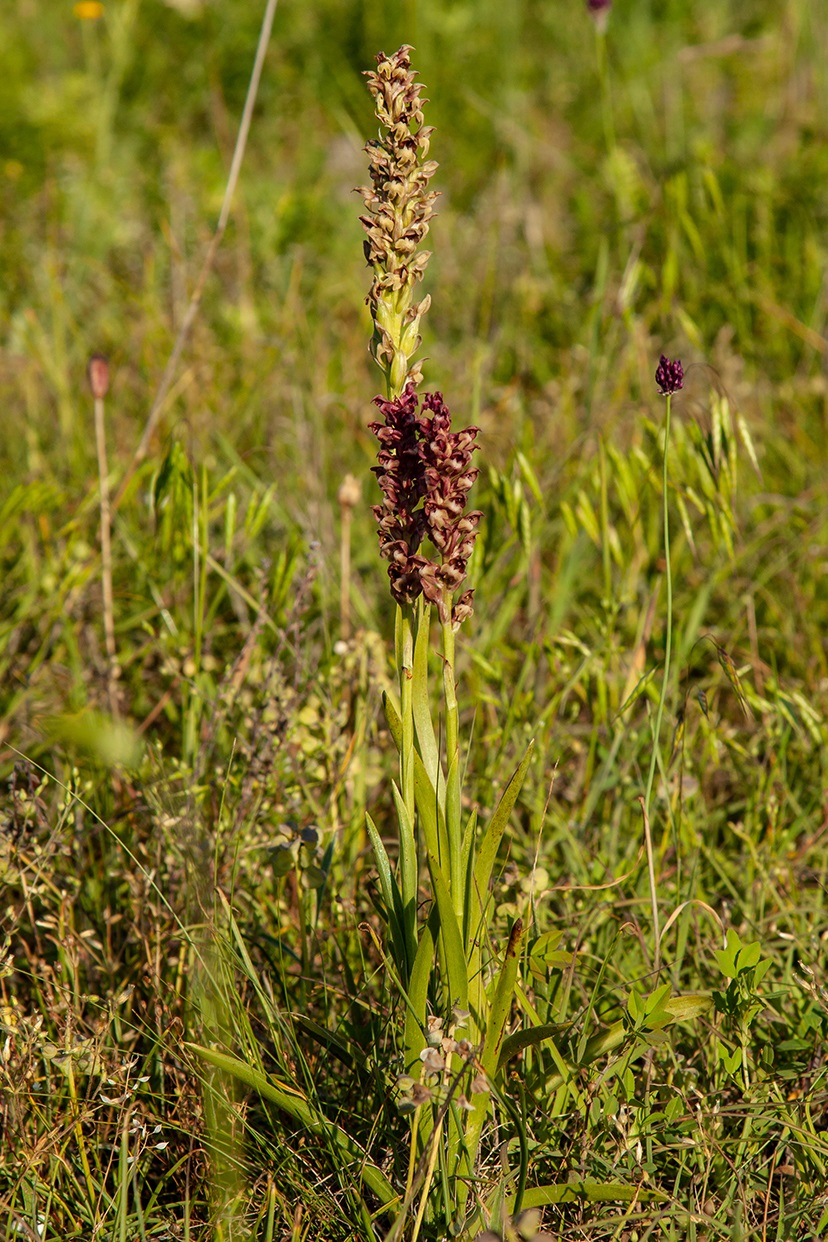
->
[369,386,428,605]
[415,392,482,624]
[369,385,481,625]
[358,46,439,394]
[655,355,684,396]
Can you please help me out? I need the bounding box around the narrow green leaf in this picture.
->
[516,450,544,506]
[497,1022,565,1070]
[461,806,478,949]
[412,599,439,787]
[386,689,446,834]
[404,906,439,1076]
[413,753,442,860]
[188,1044,397,1208]
[390,788,419,980]
[445,747,463,920]
[481,919,524,1079]
[365,813,395,923]
[473,740,535,920]
[390,781,418,921]
[291,1015,363,1071]
[511,1181,668,1209]
[663,993,712,1022]
[614,667,657,721]
[426,851,468,1014]
[365,813,408,976]
[383,688,403,750]
[736,411,761,478]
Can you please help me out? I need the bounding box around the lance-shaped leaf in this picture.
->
[365,813,409,978]
[480,918,525,1080]
[188,1044,397,1209]
[426,851,469,1018]
[473,740,534,920]
[404,905,439,1076]
[412,599,440,787]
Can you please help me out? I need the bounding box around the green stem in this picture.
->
[397,606,416,826]
[395,605,418,973]
[644,393,674,817]
[440,602,463,922]
[595,28,616,158]
[642,394,674,967]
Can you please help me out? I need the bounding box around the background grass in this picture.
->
[1,0,827,1238]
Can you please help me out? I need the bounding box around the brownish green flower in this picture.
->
[358,46,438,395]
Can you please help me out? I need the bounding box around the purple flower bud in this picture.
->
[587,0,612,30]
[655,355,684,396]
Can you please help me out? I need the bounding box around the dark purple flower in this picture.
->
[369,386,428,605]
[655,355,684,396]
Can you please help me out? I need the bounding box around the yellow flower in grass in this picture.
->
[74,2,104,19]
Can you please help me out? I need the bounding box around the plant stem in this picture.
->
[595,27,616,158]
[644,392,674,816]
[395,604,419,975]
[440,604,463,921]
[642,391,674,969]
[397,606,416,829]
[94,390,119,715]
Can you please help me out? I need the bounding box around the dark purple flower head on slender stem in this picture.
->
[655,355,684,396]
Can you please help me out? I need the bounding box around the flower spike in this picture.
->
[358,46,439,395]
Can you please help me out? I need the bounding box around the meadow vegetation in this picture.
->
[1,1,827,1238]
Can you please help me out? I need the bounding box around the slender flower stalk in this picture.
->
[643,355,684,972]
[337,473,361,640]
[89,354,120,717]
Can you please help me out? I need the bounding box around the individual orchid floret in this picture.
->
[655,355,684,396]
[358,46,439,395]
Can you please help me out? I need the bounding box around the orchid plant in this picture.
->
[359,46,535,1237]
